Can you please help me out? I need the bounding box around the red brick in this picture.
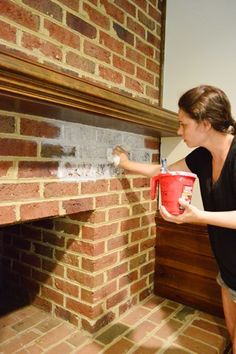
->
[140,262,155,277]
[31,269,53,286]
[44,182,78,198]
[136,38,154,57]
[0,115,15,133]
[36,322,74,348]
[21,252,41,267]
[125,77,144,93]
[41,286,64,305]
[0,19,16,42]
[41,143,75,158]
[121,191,141,204]
[132,203,150,215]
[108,207,129,221]
[110,178,131,190]
[130,254,147,270]
[146,58,160,74]
[66,298,103,319]
[131,278,147,294]
[82,223,119,241]
[0,205,16,225]
[115,0,135,16]
[146,86,159,100]
[81,179,109,194]
[142,213,156,227]
[174,334,219,354]
[66,51,95,73]
[133,177,150,188]
[18,161,58,178]
[54,278,79,297]
[127,17,145,39]
[58,0,79,11]
[147,31,161,49]
[55,250,78,267]
[42,230,65,247]
[0,161,13,177]
[121,217,140,232]
[42,259,64,277]
[113,22,134,45]
[107,262,128,280]
[99,65,123,84]
[104,337,134,354]
[67,239,105,256]
[55,306,78,326]
[100,0,124,24]
[0,182,39,201]
[126,47,145,66]
[34,242,53,258]
[67,268,104,288]
[131,228,149,242]
[20,201,59,221]
[81,281,117,303]
[138,10,155,30]
[21,33,62,61]
[44,19,80,49]
[113,55,134,74]
[0,138,37,157]
[62,197,94,214]
[22,0,62,21]
[141,238,155,252]
[120,244,139,260]
[133,0,146,11]
[83,3,110,30]
[107,234,129,251]
[137,67,154,85]
[82,312,115,334]
[55,220,80,235]
[20,118,60,138]
[69,210,106,223]
[84,40,111,63]
[99,31,124,55]
[82,252,118,272]
[0,0,39,31]
[107,289,128,308]
[96,194,119,208]
[149,4,161,22]
[66,13,97,38]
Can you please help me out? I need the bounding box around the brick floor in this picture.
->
[0,294,231,353]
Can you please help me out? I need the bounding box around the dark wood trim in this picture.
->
[154,213,223,317]
[0,50,178,137]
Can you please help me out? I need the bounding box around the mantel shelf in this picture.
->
[0,50,178,137]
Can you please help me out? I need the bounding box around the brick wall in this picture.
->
[1,110,160,332]
[0,0,164,333]
[0,0,163,105]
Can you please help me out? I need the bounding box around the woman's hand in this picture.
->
[159,198,203,224]
[112,145,129,168]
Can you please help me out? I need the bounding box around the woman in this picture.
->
[113,85,236,352]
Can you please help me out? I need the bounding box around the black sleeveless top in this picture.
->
[185,136,236,290]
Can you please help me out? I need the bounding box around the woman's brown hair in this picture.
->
[178,85,236,134]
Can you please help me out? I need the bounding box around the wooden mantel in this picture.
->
[0,50,178,137]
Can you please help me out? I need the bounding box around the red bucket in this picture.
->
[151,171,197,215]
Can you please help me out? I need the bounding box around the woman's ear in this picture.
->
[202,119,212,131]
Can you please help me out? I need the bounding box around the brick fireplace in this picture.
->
[0,0,178,334]
[0,52,177,333]
[0,103,160,333]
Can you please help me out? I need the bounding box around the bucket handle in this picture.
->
[150,175,159,200]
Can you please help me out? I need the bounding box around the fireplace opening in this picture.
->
[0,210,97,325]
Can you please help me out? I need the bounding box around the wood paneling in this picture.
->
[154,213,223,317]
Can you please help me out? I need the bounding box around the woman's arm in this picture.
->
[113,145,191,177]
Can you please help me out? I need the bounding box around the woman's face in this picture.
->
[177,109,210,148]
